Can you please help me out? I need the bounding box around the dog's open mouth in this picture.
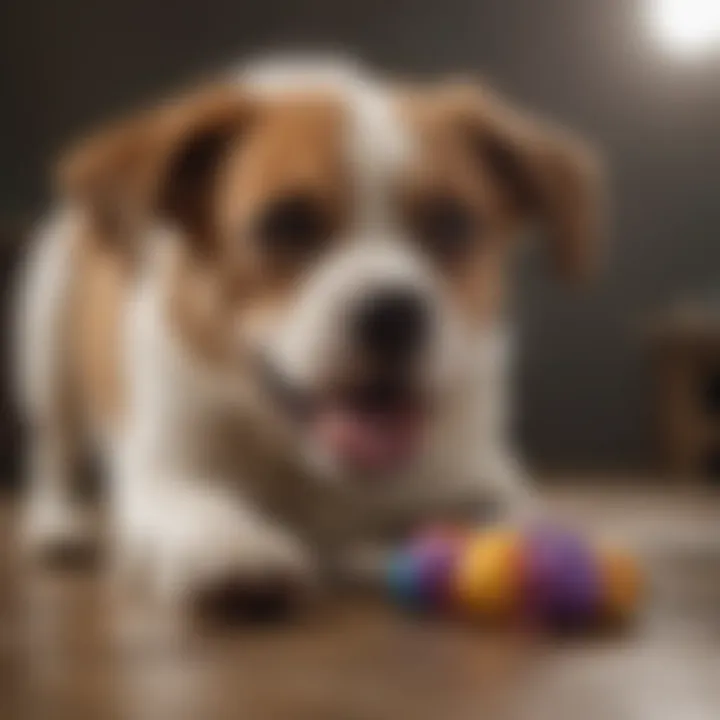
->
[259,361,428,474]
[313,382,426,473]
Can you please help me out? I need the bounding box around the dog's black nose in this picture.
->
[353,287,429,363]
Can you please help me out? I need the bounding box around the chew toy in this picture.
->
[387,524,643,630]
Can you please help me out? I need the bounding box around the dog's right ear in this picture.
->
[57,85,255,246]
[431,82,605,284]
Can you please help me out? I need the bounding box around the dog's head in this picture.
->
[60,59,603,480]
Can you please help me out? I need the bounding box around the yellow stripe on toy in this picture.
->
[453,530,523,620]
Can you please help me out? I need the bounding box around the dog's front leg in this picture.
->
[333,452,539,590]
[113,471,315,610]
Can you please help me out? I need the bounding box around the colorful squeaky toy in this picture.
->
[387,524,643,631]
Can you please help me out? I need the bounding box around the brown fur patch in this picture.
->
[398,82,603,322]
[67,219,132,430]
[165,94,351,372]
[213,95,350,288]
[398,93,514,324]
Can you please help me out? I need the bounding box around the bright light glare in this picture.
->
[651,0,720,54]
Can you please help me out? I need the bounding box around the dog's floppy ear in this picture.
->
[57,85,255,246]
[442,83,605,282]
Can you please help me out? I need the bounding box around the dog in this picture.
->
[15,57,602,606]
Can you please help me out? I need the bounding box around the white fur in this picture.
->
[15,209,95,555]
[15,209,78,419]
[107,234,314,597]
[17,58,533,603]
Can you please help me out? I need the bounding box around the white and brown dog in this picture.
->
[15,58,602,606]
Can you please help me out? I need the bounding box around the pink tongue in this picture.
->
[315,407,421,472]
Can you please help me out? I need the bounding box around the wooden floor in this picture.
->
[2,488,720,720]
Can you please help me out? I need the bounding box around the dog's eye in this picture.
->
[256,194,329,258]
[414,196,477,264]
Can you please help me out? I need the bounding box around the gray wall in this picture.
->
[2,0,719,471]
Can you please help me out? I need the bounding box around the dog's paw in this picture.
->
[152,495,315,620]
[21,497,98,566]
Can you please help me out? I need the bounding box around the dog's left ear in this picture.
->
[57,85,256,248]
[443,83,606,282]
